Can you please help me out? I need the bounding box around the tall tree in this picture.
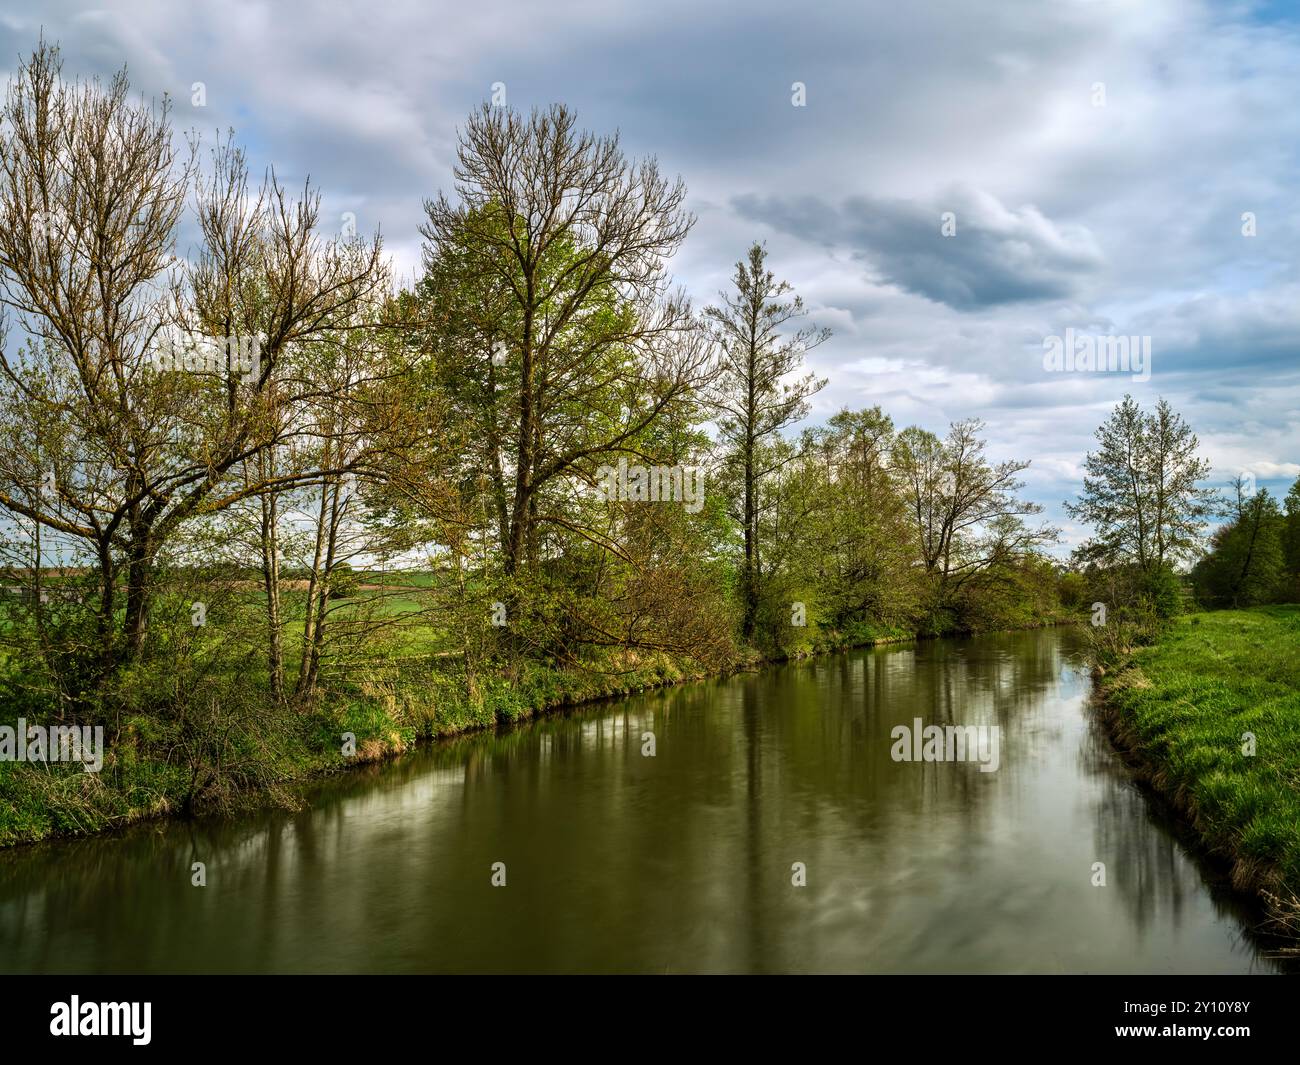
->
[1066,395,1215,572]
[705,242,827,641]
[419,104,709,595]
[0,43,189,689]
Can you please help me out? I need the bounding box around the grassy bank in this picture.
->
[1096,604,1300,917]
[0,649,714,848]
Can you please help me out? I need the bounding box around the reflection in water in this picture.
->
[0,628,1287,973]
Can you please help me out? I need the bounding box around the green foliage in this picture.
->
[1140,563,1186,620]
[328,563,361,600]
[1057,570,1089,610]
[1285,474,1300,578]
[1066,395,1217,571]
[1193,488,1289,608]
[730,406,1065,651]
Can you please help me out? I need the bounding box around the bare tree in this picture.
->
[0,43,389,700]
[894,419,1054,597]
[0,43,190,686]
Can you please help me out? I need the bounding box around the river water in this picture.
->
[0,627,1283,973]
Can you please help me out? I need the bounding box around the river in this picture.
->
[0,627,1284,973]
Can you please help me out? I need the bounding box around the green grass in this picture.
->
[1100,604,1300,894]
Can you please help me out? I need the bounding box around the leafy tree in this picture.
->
[409,106,729,670]
[705,242,827,641]
[1283,473,1300,584]
[1192,482,1287,607]
[788,408,919,641]
[420,104,709,587]
[1066,396,1216,573]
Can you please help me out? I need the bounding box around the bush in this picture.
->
[328,564,361,600]
[1140,564,1185,620]
[1058,570,1089,610]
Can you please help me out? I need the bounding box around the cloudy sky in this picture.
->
[3,0,1299,552]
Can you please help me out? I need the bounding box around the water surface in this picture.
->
[0,628,1282,973]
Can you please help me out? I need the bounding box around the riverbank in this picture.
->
[0,613,1074,850]
[1095,604,1300,930]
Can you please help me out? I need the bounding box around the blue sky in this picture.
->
[2,0,1299,554]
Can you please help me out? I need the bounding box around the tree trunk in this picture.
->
[260,482,285,701]
[305,475,344,694]
[121,526,154,662]
[296,471,332,698]
[741,338,758,642]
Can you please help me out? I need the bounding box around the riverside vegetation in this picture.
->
[1097,605,1300,934]
[1,38,1299,930]
[1073,401,1300,926]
